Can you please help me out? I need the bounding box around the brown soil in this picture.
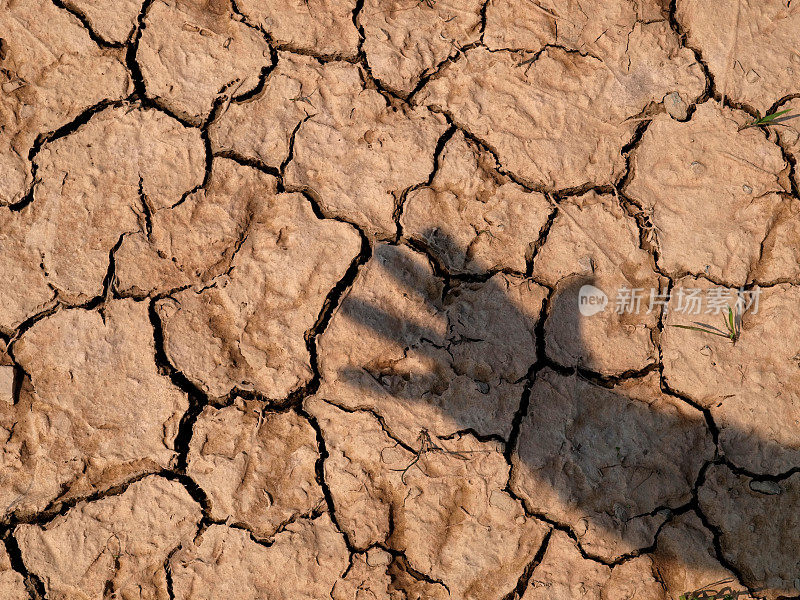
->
[1,0,799,598]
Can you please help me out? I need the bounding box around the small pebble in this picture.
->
[613,503,628,521]
[742,184,753,194]
[749,480,783,495]
[664,91,688,120]
[483,210,504,226]
[578,256,594,273]
[690,161,706,175]
[0,366,14,405]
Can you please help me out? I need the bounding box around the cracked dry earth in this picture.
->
[3,0,800,598]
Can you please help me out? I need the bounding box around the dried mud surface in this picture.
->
[1,0,799,599]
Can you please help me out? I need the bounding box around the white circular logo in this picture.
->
[577,285,608,316]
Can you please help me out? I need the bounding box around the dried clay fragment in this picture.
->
[16,476,202,600]
[331,548,410,600]
[700,465,800,600]
[0,0,129,205]
[0,207,55,334]
[317,243,546,443]
[187,400,324,539]
[27,104,205,304]
[361,0,483,94]
[0,545,26,600]
[663,278,800,475]
[117,158,273,297]
[677,0,800,113]
[212,53,446,237]
[137,0,272,123]
[61,0,143,44]
[402,130,553,275]
[417,44,704,189]
[652,512,756,600]
[484,0,697,125]
[521,529,665,599]
[307,397,550,600]
[156,179,361,400]
[485,0,669,63]
[533,191,660,374]
[233,0,359,58]
[765,96,800,219]
[626,102,789,286]
[170,516,349,600]
[511,369,713,562]
[2,300,187,517]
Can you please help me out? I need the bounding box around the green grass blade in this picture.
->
[757,108,792,124]
[726,306,736,335]
[741,108,793,129]
[691,321,729,335]
[671,324,730,338]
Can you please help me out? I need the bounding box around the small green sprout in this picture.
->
[671,304,741,344]
[739,108,793,130]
